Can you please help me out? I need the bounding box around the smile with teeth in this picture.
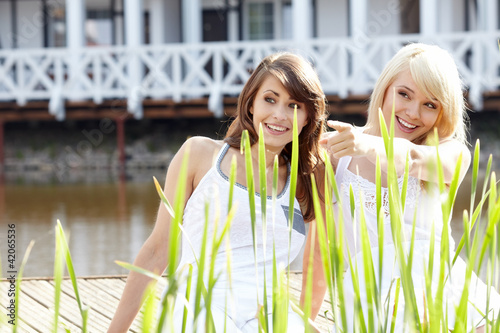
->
[266,123,288,132]
[397,117,417,129]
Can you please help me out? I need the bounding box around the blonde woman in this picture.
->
[321,43,499,331]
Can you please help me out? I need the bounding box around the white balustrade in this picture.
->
[0,31,499,118]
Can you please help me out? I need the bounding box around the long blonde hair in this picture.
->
[365,43,468,145]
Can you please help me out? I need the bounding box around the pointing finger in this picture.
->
[327,120,352,132]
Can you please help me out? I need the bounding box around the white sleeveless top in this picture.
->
[176,143,306,287]
[334,154,500,332]
[335,155,451,259]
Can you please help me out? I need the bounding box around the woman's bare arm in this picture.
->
[320,120,471,185]
[108,137,213,332]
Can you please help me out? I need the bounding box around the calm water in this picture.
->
[1,170,164,278]
[0,168,493,278]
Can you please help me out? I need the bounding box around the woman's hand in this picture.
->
[319,120,372,159]
[319,120,471,185]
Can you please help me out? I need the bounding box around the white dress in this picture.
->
[163,143,306,332]
[334,156,500,332]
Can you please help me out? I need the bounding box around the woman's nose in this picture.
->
[273,105,288,120]
[405,103,420,120]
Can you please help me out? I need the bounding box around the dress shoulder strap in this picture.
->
[215,143,231,167]
[335,156,352,183]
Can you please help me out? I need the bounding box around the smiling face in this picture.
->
[381,69,441,142]
[250,75,308,151]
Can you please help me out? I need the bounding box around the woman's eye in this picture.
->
[398,91,409,99]
[289,103,300,109]
[425,102,436,109]
[265,97,275,104]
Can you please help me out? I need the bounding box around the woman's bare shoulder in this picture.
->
[181,136,225,157]
[179,137,226,183]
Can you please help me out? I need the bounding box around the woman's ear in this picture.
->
[249,106,254,114]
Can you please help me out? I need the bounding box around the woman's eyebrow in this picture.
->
[263,89,279,96]
[396,85,414,94]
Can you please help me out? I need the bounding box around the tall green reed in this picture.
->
[309,103,500,332]
[4,109,500,333]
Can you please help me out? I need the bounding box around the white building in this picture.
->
[0,0,499,120]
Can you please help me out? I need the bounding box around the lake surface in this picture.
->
[1,170,165,278]
[0,168,495,278]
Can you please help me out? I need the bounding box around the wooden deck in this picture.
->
[0,273,333,332]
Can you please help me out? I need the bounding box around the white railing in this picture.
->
[1,31,500,119]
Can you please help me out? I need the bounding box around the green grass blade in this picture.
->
[153,176,175,218]
[115,261,163,280]
[56,220,88,332]
[303,222,316,333]
[53,225,64,333]
[400,153,410,209]
[259,123,268,217]
[470,140,480,218]
[389,278,401,333]
[476,174,499,274]
[228,155,237,213]
[167,143,190,277]
[323,152,348,330]
[258,123,270,332]
[358,199,378,332]
[453,211,476,330]
[241,130,260,307]
[191,202,210,333]
[288,107,299,263]
[380,107,422,331]
[141,281,158,333]
[12,240,34,333]
[271,155,288,332]
[205,202,238,333]
[182,264,194,333]
[375,155,385,298]
[241,129,257,253]
[157,143,191,332]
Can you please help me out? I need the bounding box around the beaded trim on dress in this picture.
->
[341,168,420,218]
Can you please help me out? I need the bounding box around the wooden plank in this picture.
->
[70,279,119,319]
[85,277,126,301]
[288,272,335,331]
[51,279,111,332]
[82,277,148,332]
[0,275,334,332]
[21,280,84,331]
[0,281,45,332]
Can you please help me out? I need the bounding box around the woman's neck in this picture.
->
[250,143,284,170]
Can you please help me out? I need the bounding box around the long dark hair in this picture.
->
[224,52,327,221]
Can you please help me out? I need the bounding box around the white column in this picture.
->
[125,0,144,118]
[114,0,124,45]
[274,0,283,39]
[56,0,86,117]
[477,0,498,31]
[438,0,454,33]
[182,0,201,43]
[149,0,165,45]
[165,0,181,42]
[349,0,367,38]
[420,0,438,35]
[349,0,368,96]
[228,8,239,42]
[478,0,497,93]
[125,0,143,46]
[292,0,312,41]
[66,0,85,49]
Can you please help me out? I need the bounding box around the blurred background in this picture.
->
[0,0,499,277]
